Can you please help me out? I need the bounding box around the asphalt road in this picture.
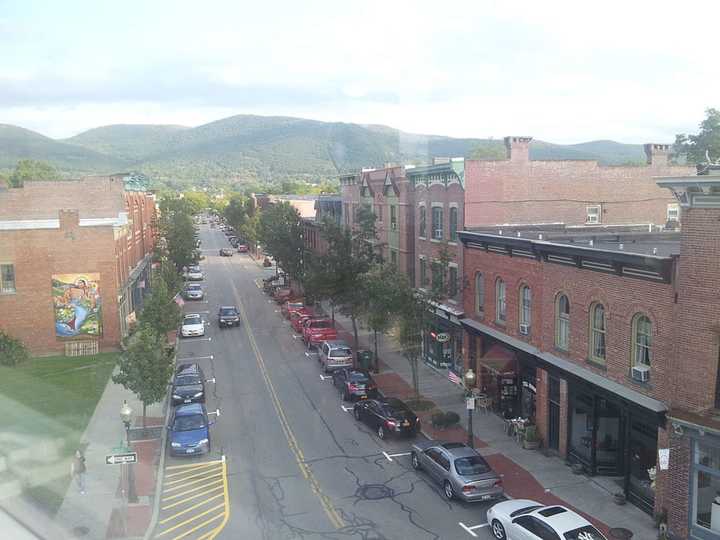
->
[165,225,499,540]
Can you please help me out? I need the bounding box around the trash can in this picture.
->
[357,350,373,370]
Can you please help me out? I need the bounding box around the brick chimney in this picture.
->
[644,143,670,166]
[59,209,80,230]
[504,136,533,161]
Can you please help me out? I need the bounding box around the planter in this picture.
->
[613,492,627,505]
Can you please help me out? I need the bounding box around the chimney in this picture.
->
[59,209,80,230]
[644,143,670,166]
[504,136,533,162]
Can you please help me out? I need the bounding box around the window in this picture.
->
[431,261,444,291]
[419,258,427,288]
[419,205,426,238]
[448,265,458,300]
[667,203,679,221]
[449,206,458,241]
[496,279,506,323]
[390,249,398,266]
[475,273,484,314]
[375,204,383,222]
[589,303,606,363]
[431,206,443,240]
[632,314,651,367]
[390,205,397,230]
[519,286,531,334]
[555,294,570,350]
[0,264,16,293]
[586,205,601,224]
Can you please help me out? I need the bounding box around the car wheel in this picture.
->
[443,480,454,500]
[411,452,421,470]
[353,407,361,421]
[377,425,386,440]
[491,520,506,540]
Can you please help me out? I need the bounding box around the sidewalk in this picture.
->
[325,303,658,540]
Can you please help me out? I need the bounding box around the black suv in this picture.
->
[218,306,240,328]
[171,364,206,405]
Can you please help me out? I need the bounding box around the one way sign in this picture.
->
[105,452,138,465]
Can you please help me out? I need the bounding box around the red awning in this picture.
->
[477,344,517,375]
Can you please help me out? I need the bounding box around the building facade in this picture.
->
[0,175,156,356]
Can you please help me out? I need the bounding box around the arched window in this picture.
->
[589,303,606,363]
[555,294,570,350]
[419,206,427,238]
[475,273,484,314]
[632,314,652,367]
[519,286,531,334]
[496,279,506,323]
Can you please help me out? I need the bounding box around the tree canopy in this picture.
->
[675,108,720,165]
[8,159,60,187]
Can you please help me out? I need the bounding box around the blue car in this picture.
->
[169,403,213,456]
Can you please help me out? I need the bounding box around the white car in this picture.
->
[487,500,607,540]
[186,266,204,281]
[181,314,205,338]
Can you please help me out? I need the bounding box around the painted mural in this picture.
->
[52,274,102,337]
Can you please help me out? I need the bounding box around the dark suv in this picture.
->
[171,363,206,406]
[218,306,240,328]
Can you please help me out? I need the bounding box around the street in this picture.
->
[159,224,500,540]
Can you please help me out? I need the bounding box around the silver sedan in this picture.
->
[410,440,503,502]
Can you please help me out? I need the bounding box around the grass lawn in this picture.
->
[0,352,118,515]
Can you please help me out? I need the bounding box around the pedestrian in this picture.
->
[71,449,87,495]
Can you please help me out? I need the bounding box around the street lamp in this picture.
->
[119,400,138,503]
[464,369,477,449]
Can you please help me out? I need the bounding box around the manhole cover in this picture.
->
[356,484,394,500]
[72,526,89,537]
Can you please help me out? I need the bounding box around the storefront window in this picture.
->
[520,366,536,420]
[595,399,621,474]
[570,392,594,464]
[628,420,657,513]
[694,444,720,535]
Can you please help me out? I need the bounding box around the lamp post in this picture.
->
[464,369,476,449]
[119,400,138,504]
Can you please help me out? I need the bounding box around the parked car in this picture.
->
[281,301,305,319]
[237,244,249,253]
[332,367,377,401]
[218,306,240,328]
[302,318,338,349]
[290,310,314,333]
[171,363,206,405]
[186,265,204,281]
[273,287,292,304]
[486,500,607,540]
[183,283,204,300]
[353,397,419,438]
[168,403,213,456]
[229,237,239,247]
[318,340,353,372]
[219,247,234,257]
[181,313,205,338]
[410,441,503,502]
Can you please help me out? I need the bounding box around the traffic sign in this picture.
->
[105,452,138,465]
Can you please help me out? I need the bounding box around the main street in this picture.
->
[161,224,500,540]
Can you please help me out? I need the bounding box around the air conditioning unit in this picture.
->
[631,364,650,382]
[519,324,530,335]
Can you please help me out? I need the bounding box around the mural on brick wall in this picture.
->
[52,273,102,337]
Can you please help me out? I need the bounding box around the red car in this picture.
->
[282,301,305,319]
[302,318,338,349]
[237,244,249,253]
[273,287,292,304]
[290,310,313,333]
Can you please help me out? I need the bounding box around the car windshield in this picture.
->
[173,414,206,431]
[288,303,303,308]
[184,316,202,325]
[311,321,331,329]
[347,372,368,382]
[175,375,202,386]
[454,456,491,476]
[220,308,237,316]
[330,348,352,358]
[564,526,606,540]
[510,505,544,517]
[187,284,201,290]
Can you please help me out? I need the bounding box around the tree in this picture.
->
[138,274,182,337]
[158,196,198,272]
[0,330,30,367]
[113,326,174,429]
[223,194,248,233]
[8,160,60,187]
[362,264,403,372]
[182,191,210,215]
[258,202,305,282]
[674,108,720,165]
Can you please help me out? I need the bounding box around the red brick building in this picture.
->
[459,172,720,539]
[0,175,156,355]
[465,137,694,228]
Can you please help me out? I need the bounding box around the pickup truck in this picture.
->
[302,318,338,350]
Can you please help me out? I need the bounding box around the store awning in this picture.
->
[477,344,517,375]
[461,318,667,414]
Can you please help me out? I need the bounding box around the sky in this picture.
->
[1,0,718,143]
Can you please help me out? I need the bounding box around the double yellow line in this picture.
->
[233,282,344,529]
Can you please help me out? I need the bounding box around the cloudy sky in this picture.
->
[1,0,718,142]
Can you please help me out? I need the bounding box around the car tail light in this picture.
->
[462,485,476,494]
[493,479,503,488]
[348,384,359,392]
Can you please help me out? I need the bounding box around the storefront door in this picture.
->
[569,392,624,475]
[548,376,560,451]
[626,418,657,515]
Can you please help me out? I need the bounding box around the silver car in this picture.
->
[410,441,503,502]
[183,283,204,300]
[318,340,353,372]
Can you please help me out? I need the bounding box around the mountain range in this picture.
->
[0,115,650,183]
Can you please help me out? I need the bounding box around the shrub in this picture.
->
[0,330,30,367]
[431,411,461,429]
[444,411,460,427]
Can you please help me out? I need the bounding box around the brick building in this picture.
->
[0,175,156,356]
[459,172,720,539]
[465,136,694,228]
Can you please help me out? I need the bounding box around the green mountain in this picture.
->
[1,115,651,183]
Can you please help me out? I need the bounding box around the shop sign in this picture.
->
[435,332,451,343]
[658,448,669,470]
[466,397,476,410]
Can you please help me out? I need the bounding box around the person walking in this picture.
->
[71,449,87,495]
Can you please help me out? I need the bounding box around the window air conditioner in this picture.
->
[631,364,650,382]
[519,324,530,335]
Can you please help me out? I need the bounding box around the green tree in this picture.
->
[182,191,210,215]
[8,160,60,187]
[159,196,199,272]
[223,194,248,232]
[674,108,720,165]
[138,274,182,337]
[258,202,304,282]
[0,330,30,367]
[467,140,506,160]
[113,326,174,428]
[361,264,403,372]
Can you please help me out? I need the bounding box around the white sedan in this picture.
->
[186,266,204,281]
[181,314,205,338]
[487,499,607,540]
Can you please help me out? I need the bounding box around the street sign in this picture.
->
[106,452,138,465]
[466,397,476,410]
[436,332,450,343]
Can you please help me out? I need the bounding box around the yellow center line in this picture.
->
[162,484,224,511]
[163,473,223,494]
[165,461,222,477]
[164,466,223,486]
[234,284,344,529]
[162,478,224,503]
[156,502,225,537]
[169,513,224,540]
[159,492,225,525]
